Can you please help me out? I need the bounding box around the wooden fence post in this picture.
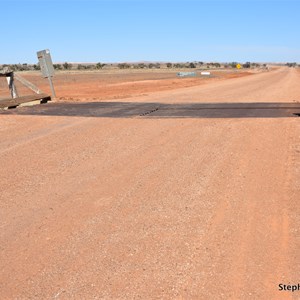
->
[6,72,19,99]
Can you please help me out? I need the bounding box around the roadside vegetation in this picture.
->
[1,61,295,72]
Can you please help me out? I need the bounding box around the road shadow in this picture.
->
[1,101,300,118]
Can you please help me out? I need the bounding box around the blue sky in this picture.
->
[1,0,300,63]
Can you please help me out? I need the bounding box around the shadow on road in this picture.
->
[1,101,300,118]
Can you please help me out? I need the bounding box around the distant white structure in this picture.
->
[177,72,196,77]
[201,71,211,76]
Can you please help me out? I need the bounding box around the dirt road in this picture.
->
[1,67,300,299]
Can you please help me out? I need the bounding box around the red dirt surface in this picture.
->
[0,67,299,299]
[0,69,253,101]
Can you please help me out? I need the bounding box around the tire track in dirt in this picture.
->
[0,118,242,299]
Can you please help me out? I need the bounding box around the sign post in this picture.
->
[37,49,56,98]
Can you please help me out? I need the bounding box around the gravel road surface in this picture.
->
[1,67,300,299]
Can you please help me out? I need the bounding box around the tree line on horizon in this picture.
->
[0,61,297,72]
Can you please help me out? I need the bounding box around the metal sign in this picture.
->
[37,49,56,97]
[37,49,55,78]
